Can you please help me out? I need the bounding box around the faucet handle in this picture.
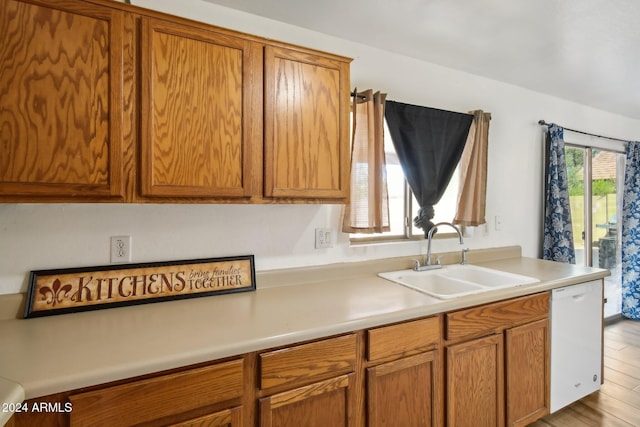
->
[412,259,421,270]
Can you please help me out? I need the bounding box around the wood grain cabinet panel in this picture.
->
[447,334,504,427]
[259,334,356,390]
[139,17,259,199]
[1,0,352,203]
[367,316,440,362]
[445,292,551,427]
[367,351,439,427]
[0,0,126,200]
[68,359,243,427]
[258,334,357,427]
[505,319,550,427]
[366,315,442,427]
[446,292,549,342]
[259,374,354,427]
[264,45,350,201]
[168,406,242,427]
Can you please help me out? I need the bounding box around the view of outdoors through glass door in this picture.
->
[565,146,624,318]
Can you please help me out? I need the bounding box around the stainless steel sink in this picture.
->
[378,264,540,299]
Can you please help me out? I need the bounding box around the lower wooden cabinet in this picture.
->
[367,351,439,427]
[446,334,504,427]
[260,374,355,427]
[366,316,442,427]
[445,293,550,427]
[445,319,549,427]
[67,359,244,426]
[7,293,552,427]
[505,319,550,427]
[258,334,357,427]
[8,358,246,427]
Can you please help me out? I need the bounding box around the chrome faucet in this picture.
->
[413,222,465,271]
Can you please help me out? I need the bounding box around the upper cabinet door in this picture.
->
[140,18,259,199]
[0,0,126,200]
[264,46,350,201]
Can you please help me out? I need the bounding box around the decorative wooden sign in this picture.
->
[24,256,256,318]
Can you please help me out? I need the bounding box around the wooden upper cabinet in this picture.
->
[264,45,350,201]
[139,17,259,199]
[0,0,126,201]
[1,0,352,203]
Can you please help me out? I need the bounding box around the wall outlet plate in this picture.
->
[111,235,132,264]
[315,228,333,249]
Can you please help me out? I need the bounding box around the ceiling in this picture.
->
[202,0,640,121]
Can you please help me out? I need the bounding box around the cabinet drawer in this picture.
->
[69,359,243,427]
[260,334,357,390]
[169,406,242,427]
[367,316,440,362]
[446,292,549,342]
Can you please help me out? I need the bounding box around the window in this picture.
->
[351,120,460,242]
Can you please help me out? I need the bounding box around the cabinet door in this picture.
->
[367,351,439,427]
[260,374,354,427]
[140,17,259,199]
[0,0,126,200]
[264,45,350,201]
[447,334,504,427]
[505,319,550,427]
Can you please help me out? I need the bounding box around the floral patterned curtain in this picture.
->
[621,141,640,319]
[543,124,576,263]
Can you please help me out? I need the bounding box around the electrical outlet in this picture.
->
[315,228,333,249]
[110,235,132,264]
[495,215,503,231]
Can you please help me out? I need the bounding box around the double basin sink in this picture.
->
[378,264,540,299]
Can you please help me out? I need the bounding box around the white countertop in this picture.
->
[0,248,609,424]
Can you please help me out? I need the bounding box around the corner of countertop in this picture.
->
[0,376,25,426]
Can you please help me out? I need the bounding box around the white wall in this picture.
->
[1,0,639,295]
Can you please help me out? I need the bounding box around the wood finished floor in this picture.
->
[529,319,640,427]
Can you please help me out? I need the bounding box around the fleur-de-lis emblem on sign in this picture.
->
[39,279,72,307]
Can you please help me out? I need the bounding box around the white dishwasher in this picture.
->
[550,280,603,413]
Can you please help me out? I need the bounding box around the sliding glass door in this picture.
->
[565,144,625,318]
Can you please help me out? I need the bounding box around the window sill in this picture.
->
[350,232,459,246]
